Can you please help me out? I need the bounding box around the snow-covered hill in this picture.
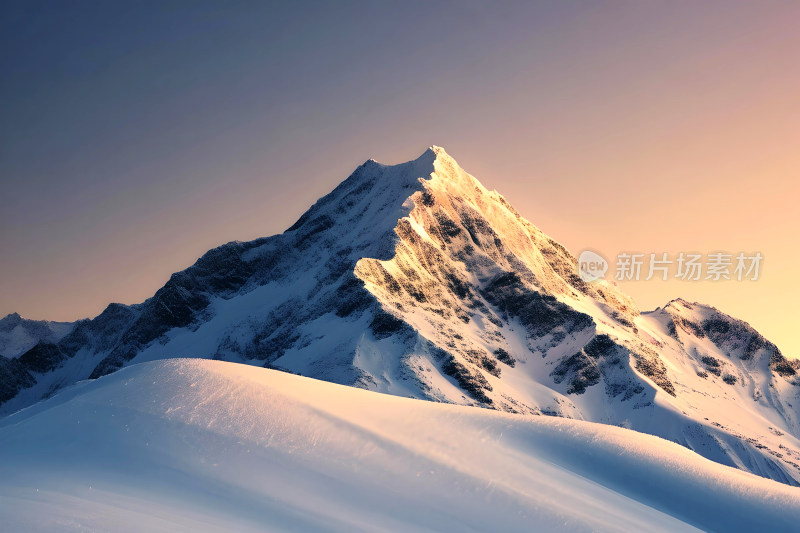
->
[3,146,799,487]
[1,358,798,533]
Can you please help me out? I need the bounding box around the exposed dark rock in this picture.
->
[420,190,436,207]
[0,357,34,404]
[699,311,781,366]
[494,348,515,367]
[771,352,799,378]
[668,315,706,339]
[551,351,601,394]
[632,345,676,396]
[295,214,336,248]
[743,334,768,361]
[334,276,374,318]
[442,357,493,404]
[479,356,500,377]
[369,310,410,339]
[18,342,65,374]
[702,317,731,338]
[583,335,617,359]
[482,272,593,338]
[433,210,462,240]
[550,334,655,398]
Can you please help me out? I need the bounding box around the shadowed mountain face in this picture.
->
[0,313,74,359]
[3,147,799,485]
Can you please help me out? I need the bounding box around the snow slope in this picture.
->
[1,358,799,533]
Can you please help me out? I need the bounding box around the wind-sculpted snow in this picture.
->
[2,359,800,532]
[3,146,800,486]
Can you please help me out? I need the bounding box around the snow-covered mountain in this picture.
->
[2,358,798,532]
[0,313,74,358]
[3,146,799,487]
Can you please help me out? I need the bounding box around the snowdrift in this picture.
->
[1,359,799,532]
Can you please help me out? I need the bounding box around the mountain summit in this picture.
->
[2,147,799,485]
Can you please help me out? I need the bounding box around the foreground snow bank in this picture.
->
[0,359,798,532]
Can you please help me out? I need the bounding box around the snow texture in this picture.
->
[2,359,799,533]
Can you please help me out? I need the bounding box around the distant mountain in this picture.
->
[0,313,74,358]
[3,146,799,486]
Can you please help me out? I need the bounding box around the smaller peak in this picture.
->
[355,158,384,171]
[0,312,24,331]
[652,298,690,315]
[662,298,719,317]
[666,297,696,308]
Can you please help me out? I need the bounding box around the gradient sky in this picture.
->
[1,1,798,356]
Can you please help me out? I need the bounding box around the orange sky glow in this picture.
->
[2,2,798,356]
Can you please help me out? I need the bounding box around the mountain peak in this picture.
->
[372,145,458,175]
[423,144,458,169]
[4,146,799,487]
[662,298,696,312]
[0,312,75,359]
[1,312,22,323]
[426,144,449,157]
[360,145,452,170]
